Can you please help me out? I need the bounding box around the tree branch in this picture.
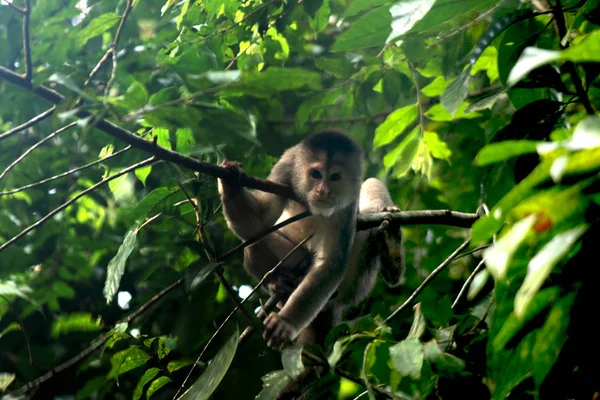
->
[0,105,56,143]
[0,157,156,254]
[384,239,471,323]
[0,145,132,196]
[0,122,77,183]
[22,0,31,81]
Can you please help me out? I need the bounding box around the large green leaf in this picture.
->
[103,229,137,304]
[331,6,392,52]
[178,330,239,400]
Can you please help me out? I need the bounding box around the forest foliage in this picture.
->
[0,0,599,399]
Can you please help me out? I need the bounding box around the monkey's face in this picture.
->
[300,152,361,216]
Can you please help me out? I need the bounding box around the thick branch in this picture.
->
[0,66,479,230]
[0,65,299,201]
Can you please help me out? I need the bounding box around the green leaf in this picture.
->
[389,338,424,379]
[0,373,15,391]
[226,68,321,95]
[76,13,121,49]
[178,330,239,400]
[387,0,436,43]
[255,371,292,400]
[147,376,172,398]
[175,128,196,154]
[282,346,305,378]
[410,0,498,34]
[514,225,587,318]
[103,229,137,304]
[421,75,450,97]
[331,6,392,52]
[425,102,481,121]
[296,89,343,128]
[492,287,561,351]
[374,104,418,148]
[52,281,75,299]
[508,31,600,86]
[406,302,425,340]
[467,269,489,301]
[423,131,451,160]
[476,140,540,166]
[107,346,151,379]
[51,312,102,338]
[532,294,576,388]
[482,214,537,281]
[167,359,196,373]
[344,0,389,17]
[131,187,175,221]
[0,281,33,301]
[423,340,465,373]
[133,368,160,400]
[154,127,172,150]
[135,165,152,187]
[0,322,20,339]
[441,66,472,116]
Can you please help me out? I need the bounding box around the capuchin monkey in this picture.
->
[218,130,404,349]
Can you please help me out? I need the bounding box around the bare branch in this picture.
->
[0,0,25,14]
[0,157,156,254]
[86,0,135,86]
[0,145,132,196]
[22,0,31,81]
[357,210,478,229]
[0,122,77,183]
[451,258,486,309]
[384,239,471,323]
[0,106,56,143]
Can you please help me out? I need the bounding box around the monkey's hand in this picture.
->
[263,312,298,350]
[381,205,400,213]
[218,160,245,198]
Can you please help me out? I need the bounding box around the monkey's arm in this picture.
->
[263,212,356,348]
[218,158,292,239]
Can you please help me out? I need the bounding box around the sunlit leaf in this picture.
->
[255,371,292,400]
[483,214,537,281]
[389,339,424,379]
[406,303,425,340]
[107,346,152,379]
[51,312,102,338]
[387,0,435,43]
[133,368,160,400]
[282,346,304,378]
[423,131,451,160]
[476,141,540,166]
[514,226,587,318]
[147,376,172,398]
[0,373,15,391]
[374,104,418,148]
[76,13,121,49]
[103,229,137,304]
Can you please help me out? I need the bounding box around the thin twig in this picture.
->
[0,122,77,183]
[22,0,31,81]
[86,0,134,86]
[409,61,425,136]
[451,258,486,309]
[173,234,313,399]
[0,106,56,143]
[0,0,25,13]
[0,145,132,196]
[0,157,156,254]
[385,239,471,323]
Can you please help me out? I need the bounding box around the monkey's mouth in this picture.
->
[309,199,334,208]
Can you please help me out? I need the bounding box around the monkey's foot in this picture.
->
[263,312,297,350]
[381,205,400,213]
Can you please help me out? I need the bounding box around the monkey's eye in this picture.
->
[329,173,341,182]
[310,169,322,180]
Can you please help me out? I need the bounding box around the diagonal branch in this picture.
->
[0,122,77,183]
[0,157,156,254]
[0,145,132,196]
[0,106,56,143]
